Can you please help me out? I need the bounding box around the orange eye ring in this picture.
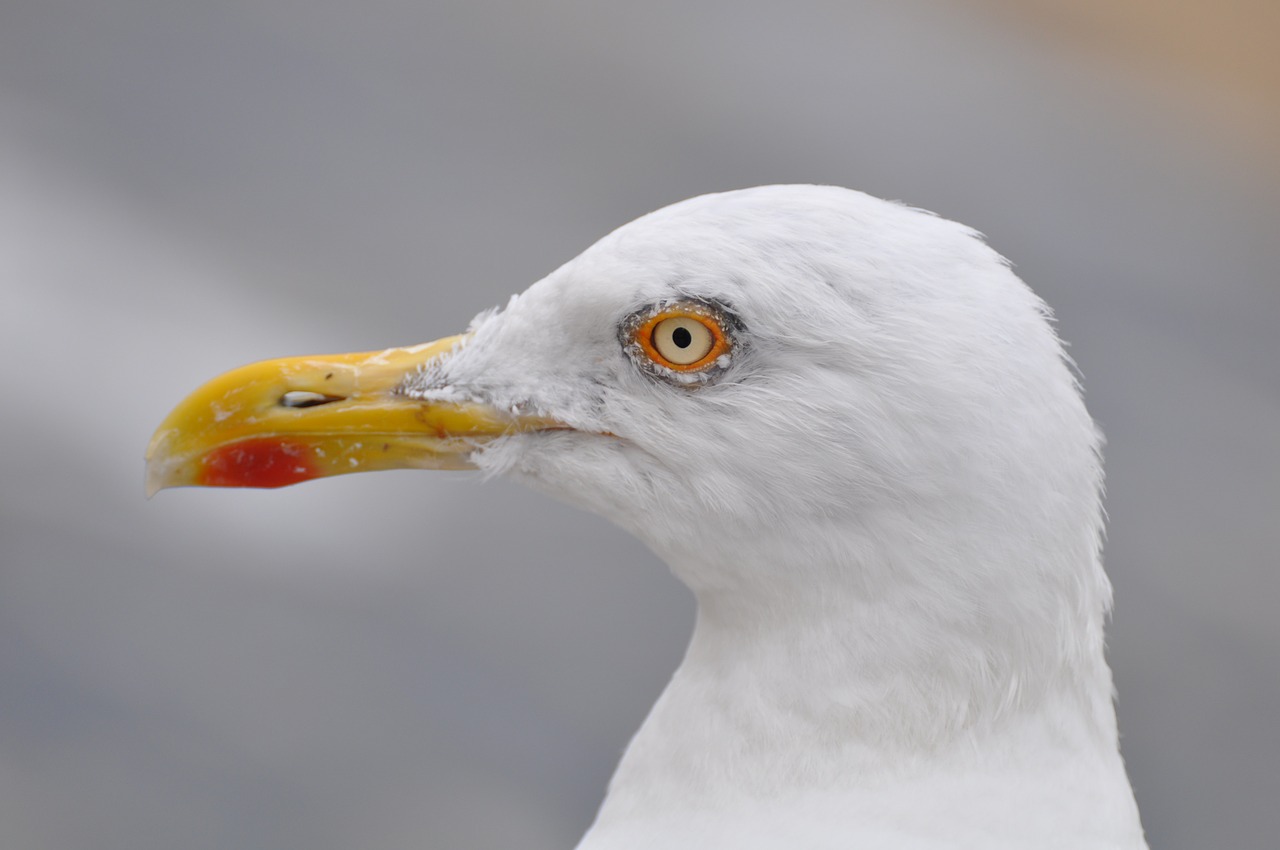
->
[633,304,731,372]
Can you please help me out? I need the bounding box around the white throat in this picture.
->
[575,521,1144,850]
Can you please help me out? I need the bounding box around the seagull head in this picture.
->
[148,185,1112,732]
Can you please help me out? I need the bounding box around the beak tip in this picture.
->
[144,455,177,499]
[144,428,177,498]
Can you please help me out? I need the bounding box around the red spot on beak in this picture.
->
[199,438,318,489]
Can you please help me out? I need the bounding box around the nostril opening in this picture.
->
[280,391,345,409]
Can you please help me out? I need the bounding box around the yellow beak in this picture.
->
[145,335,557,496]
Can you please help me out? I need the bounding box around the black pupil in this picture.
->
[672,326,693,348]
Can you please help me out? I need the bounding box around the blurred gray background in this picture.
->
[2,1,1277,848]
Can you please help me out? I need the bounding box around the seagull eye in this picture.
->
[632,305,730,372]
[652,317,715,365]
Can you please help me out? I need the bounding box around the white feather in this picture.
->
[403,185,1146,848]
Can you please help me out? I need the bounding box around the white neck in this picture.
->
[575,526,1146,849]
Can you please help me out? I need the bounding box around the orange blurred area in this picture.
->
[985,0,1280,171]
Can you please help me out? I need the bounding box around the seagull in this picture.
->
[146,185,1148,849]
